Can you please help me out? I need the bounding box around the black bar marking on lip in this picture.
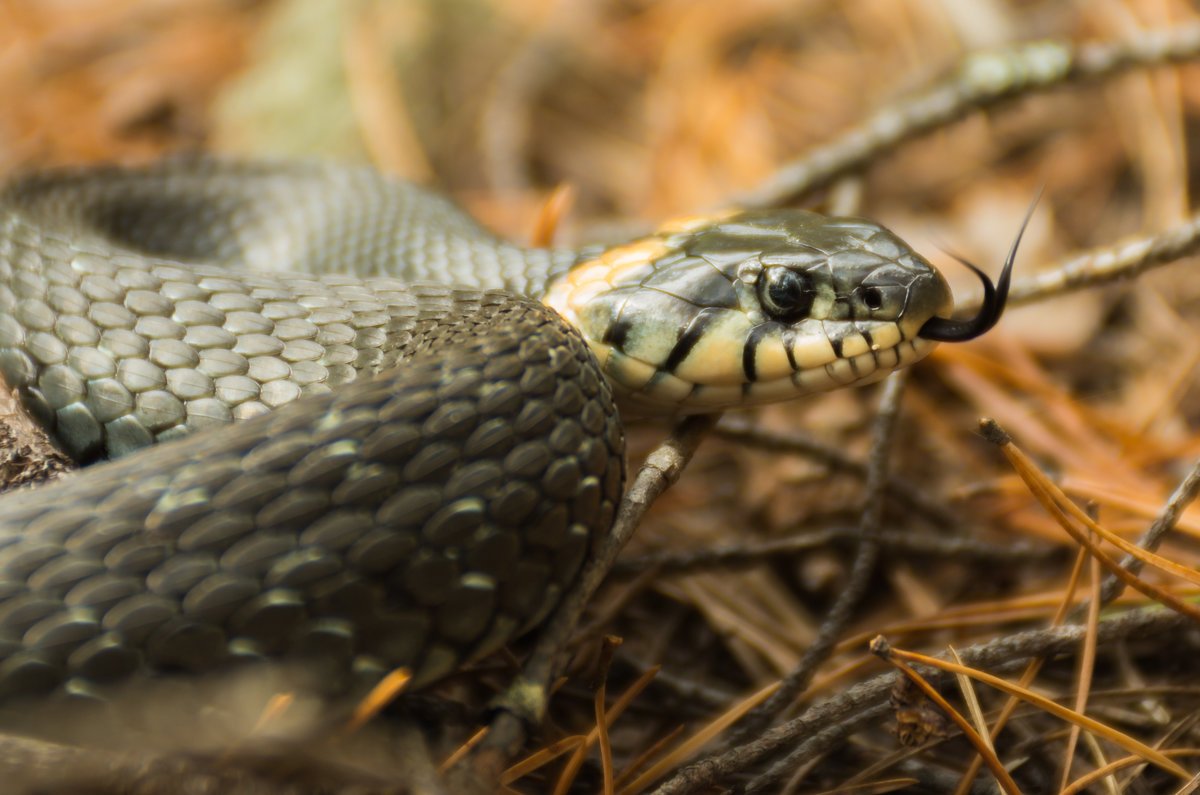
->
[600,288,638,348]
[663,306,723,374]
[603,315,634,348]
[741,321,782,383]
[782,327,799,371]
[829,335,844,359]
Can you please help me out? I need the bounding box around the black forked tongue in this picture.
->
[917,255,1011,342]
[918,197,1036,343]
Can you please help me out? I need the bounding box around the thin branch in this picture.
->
[1097,458,1200,606]
[650,607,1189,795]
[728,371,910,744]
[611,526,1049,578]
[1009,212,1200,307]
[714,417,960,528]
[873,639,1190,781]
[980,418,1200,624]
[870,641,1021,795]
[875,200,1200,324]
[737,24,1200,207]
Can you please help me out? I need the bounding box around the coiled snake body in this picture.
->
[0,157,1005,702]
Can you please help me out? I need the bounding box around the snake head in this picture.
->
[543,209,1009,416]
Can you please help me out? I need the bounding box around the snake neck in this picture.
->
[385,239,584,298]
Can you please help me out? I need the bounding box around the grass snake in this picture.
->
[0,156,1013,704]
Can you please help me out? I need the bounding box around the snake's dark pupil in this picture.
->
[761,267,813,320]
[863,286,883,310]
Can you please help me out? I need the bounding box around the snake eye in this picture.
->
[758,267,814,321]
[862,286,884,311]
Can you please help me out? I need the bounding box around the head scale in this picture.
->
[543,209,1014,416]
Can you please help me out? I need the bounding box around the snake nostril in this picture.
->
[862,286,884,311]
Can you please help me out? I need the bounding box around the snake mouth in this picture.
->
[917,199,1032,343]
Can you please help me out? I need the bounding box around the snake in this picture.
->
[0,156,1013,704]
